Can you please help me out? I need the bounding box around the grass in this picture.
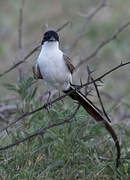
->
[0,77,130,179]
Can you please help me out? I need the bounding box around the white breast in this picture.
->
[37,42,72,91]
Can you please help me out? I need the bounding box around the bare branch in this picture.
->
[83,61,130,87]
[18,0,25,80]
[18,0,25,50]
[0,91,74,133]
[0,22,70,78]
[0,61,130,133]
[56,21,71,32]
[90,75,111,122]
[68,0,107,51]
[0,45,41,78]
[0,21,129,78]
[75,22,130,69]
[0,104,80,151]
[85,66,103,113]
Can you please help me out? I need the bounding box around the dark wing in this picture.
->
[32,61,43,79]
[63,54,75,74]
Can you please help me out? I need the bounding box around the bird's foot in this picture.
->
[44,101,52,112]
[44,91,52,112]
[70,83,81,91]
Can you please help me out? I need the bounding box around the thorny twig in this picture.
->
[87,65,111,122]
[82,61,130,87]
[0,61,130,133]
[0,2,129,168]
[0,104,80,151]
[90,75,111,123]
[85,66,102,114]
[0,64,128,168]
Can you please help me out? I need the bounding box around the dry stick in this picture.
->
[68,0,107,51]
[0,92,72,133]
[85,66,92,96]
[18,0,25,80]
[0,104,80,151]
[75,22,130,69]
[17,1,24,83]
[88,79,120,167]
[85,67,120,167]
[0,69,128,167]
[0,61,130,134]
[0,45,41,77]
[0,22,70,78]
[90,75,111,122]
[85,66,102,113]
[83,61,130,87]
[0,21,129,78]
[56,21,70,33]
[18,0,25,50]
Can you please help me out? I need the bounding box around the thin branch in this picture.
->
[68,0,107,51]
[83,61,130,87]
[0,104,80,151]
[0,45,41,78]
[84,66,92,96]
[0,91,74,133]
[18,0,25,80]
[90,75,111,122]
[56,21,71,32]
[0,22,70,78]
[18,0,25,50]
[85,66,103,114]
[0,21,129,78]
[0,61,130,133]
[75,22,130,69]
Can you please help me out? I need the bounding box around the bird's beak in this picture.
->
[49,36,56,41]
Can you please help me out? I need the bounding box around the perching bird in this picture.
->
[32,30,120,167]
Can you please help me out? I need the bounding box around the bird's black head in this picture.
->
[41,30,59,45]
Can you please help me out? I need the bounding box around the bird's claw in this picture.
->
[44,101,52,112]
[70,82,81,91]
[44,91,52,112]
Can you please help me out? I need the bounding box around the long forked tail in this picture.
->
[64,86,120,167]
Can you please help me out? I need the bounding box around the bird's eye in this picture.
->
[46,35,50,40]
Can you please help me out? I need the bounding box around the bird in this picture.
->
[32,30,120,167]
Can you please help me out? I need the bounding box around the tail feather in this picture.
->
[64,86,120,167]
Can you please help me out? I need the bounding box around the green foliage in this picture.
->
[0,77,130,179]
[4,77,36,101]
[0,0,130,178]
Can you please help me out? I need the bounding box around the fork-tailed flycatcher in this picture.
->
[32,30,120,167]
